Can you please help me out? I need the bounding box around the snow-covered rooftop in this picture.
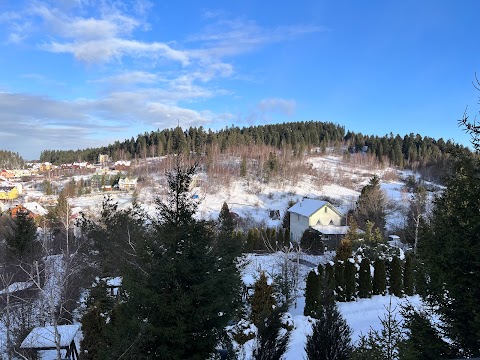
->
[23,202,48,216]
[287,199,329,217]
[20,324,80,349]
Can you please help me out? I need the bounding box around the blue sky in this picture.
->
[0,0,479,160]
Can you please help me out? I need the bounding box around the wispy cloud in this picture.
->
[189,17,326,59]
[245,98,297,125]
[257,98,296,117]
[0,2,323,157]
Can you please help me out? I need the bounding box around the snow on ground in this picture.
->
[12,153,433,359]
[241,252,423,360]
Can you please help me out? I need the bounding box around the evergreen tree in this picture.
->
[305,303,353,360]
[251,272,277,327]
[324,262,336,304]
[389,256,403,297]
[344,216,360,242]
[5,209,38,261]
[372,257,386,296]
[100,159,241,359]
[403,253,415,296]
[240,156,247,177]
[419,149,480,356]
[336,238,352,262]
[344,259,357,301]
[80,280,114,360]
[218,201,235,233]
[399,304,453,360]
[358,258,372,298]
[335,260,346,301]
[355,175,386,231]
[252,307,290,360]
[304,270,321,318]
[352,300,403,360]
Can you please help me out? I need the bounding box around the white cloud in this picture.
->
[0,90,231,158]
[45,38,189,64]
[92,71,163,85]
[245,98,297,125]
[257,98,296,116]
[189,17,325,59]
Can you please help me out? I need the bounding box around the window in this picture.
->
[325,207,327,213]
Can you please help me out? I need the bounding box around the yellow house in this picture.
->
[39,163,52,172]
[0,186,19,200]
[288,199,344,242]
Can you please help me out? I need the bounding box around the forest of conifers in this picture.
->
[35,120,469,173]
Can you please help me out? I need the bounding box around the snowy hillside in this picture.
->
[10,151,430,359]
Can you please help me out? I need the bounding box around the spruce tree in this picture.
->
[218,201,235,233]
[252,306,290,360]
[403,253,415,296]
[358,258,372,298]
[336,239,352,262]
[372,257,386,296]
[352,300,403,360]
[251,272,276,327]
[354,175,386,231]
[305,303,353,360]
[304,270,321,318]
[101,159,242,359]
[240,156,247,177]
[419,149,480,355]
[80,280,114,360]
[324,262,336,304]
[344,259,357,301]
[399,304,453,360]
[389,256,403,297]
[5,209,38,261]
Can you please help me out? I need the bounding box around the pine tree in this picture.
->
[403,253,415,296]
[399,305,453,359]
[372,258,386,296]
[324,262,336,304]
[218,202,235,233]
[336,239,352,262]
[352,299,403,360]
[304,270,321,318]
[344,259,357,301]
[252,307,290,360]
[101,159,242,359]
[251,272,276,327]
[355,175,386,231]
[305,303,353,360]
[240,156,247,177]
[5,209,38,261]
[358,258,372,298]
[344,216,359,242]
[419,149,480,356]
[389,256,403,297]
[80,280,114,360]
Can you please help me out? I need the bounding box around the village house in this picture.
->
[118,177,138,190]
[0,186,19,201]
[288,198,362,250]
[0,170,15,179]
